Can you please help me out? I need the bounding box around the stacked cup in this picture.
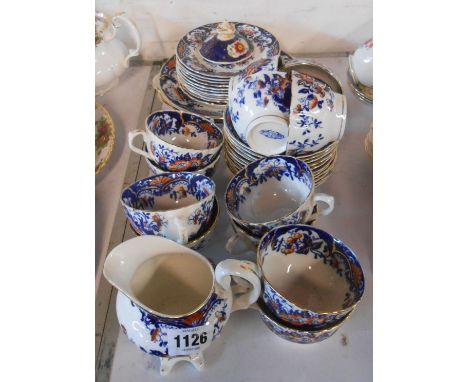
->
[255,225,365,343]
[125,111,224,249]
[224,58,346,186]
[128,110,224,177]
[224,155,335,249]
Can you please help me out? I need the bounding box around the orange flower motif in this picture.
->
[309,97,318,109]
[182,311,205,325]
[294,104,302,114]
[182,126,191,136]
[167,59,176,70]
[199,122,216,135]
[150,176,172,186]
[151,328,160,342]
[233,41,246,53]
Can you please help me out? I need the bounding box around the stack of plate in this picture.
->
[162,21,280,111]
[223,108,338,186]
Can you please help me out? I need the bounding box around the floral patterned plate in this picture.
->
[95,103,116,175]
[153,56,226,120]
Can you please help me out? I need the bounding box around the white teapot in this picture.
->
[95,12,141,96]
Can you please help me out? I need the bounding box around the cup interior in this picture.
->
[226,156,313,224]
[130,251,214,316]
[122,173,215,212]
[146,111,223,151]
[258,225,364,313]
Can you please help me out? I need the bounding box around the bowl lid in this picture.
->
[199,21,253,64]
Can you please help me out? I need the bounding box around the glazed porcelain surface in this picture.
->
[350,38,373,88]
[128,111,223,172]
[199,21,254,64]
[229,70,291,155]
[121,173,216,244]
[155,57,226,120]
[256,299,348,344]
[95,12,141,96]
[176,22,280,75]
[146,149,221,178]
[225,156,334,237]
[257,225,365,329]
[288,71,346,155]
[129,196,220,251]
[103,236,261,364]
[95,103,115,175]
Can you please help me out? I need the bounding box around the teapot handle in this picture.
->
[215,259,261,312]
[112,13,141,68]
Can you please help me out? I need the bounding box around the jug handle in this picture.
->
[112,13,141,68]
[215,259,261,312]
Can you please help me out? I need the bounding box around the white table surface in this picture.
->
[95,55,372,382]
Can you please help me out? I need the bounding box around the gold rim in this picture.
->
[95,103,116,176]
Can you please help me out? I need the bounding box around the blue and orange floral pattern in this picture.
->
[117,291,229,357]
[226,155,312,214]
[288,72,337,155]
[121,173,215,237]
[177,22,280,74]
[146,111,222,172]
[258,225,365,329]
[232,72,291,113]
[258,299,345,344]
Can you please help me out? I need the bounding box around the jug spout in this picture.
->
[103,235,215,316]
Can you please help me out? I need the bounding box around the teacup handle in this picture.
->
[313,193,335,216]
[215,259,261,312]
[128,130,153,160]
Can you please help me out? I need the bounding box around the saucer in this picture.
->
[95,103,115,175]
[255,298,350,344]
[128,196,220,250]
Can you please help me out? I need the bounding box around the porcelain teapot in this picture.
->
[95,12,141,96]
[103,235,261,375]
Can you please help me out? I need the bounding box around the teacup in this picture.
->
[121,173,215,244]
[229,70,291,155]
[350,38,373,88]
[128,110,223,171]
[257,225,365,329]
[287,70,347,155]
[256,298,350,344]
[225,155,334,238]
[145,148,221,178]
[104,236,261,374]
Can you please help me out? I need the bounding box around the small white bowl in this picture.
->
[228,70,291,156]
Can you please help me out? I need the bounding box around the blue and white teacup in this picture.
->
[128,111,223,172]
[287,70,347,155]
[228,70,291,156]
[257,225,365,329]
[121,173,216,244]
[225,155,334,238]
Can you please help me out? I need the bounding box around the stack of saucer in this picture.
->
[223,107,338,186]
